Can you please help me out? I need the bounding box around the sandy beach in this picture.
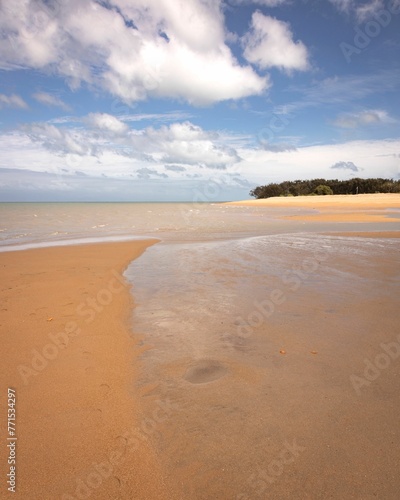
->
[0,240,176,499]
[1,196,400,499]
[2,0,400,495]
[227,193,400,224]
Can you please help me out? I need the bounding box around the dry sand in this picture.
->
[227,193,400,224]
[0,240,176,499]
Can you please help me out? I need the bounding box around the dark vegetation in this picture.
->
[250,178,400,199]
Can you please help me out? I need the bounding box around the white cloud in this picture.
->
[328,0,388,21]
[11,116,242,172]
[242,12,309,72]
[355,0,384,21]
[0,93,28,109]
[32,91,70,110]
[1,130,399,200]
[334,109,396,128]
[0,0,268,105]
[85,113,128,135]
[22,123,99,156]
[130,122,241,169]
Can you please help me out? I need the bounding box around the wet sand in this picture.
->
[323,231,400,239]
[126,232,400,499]
[0,240,175,499]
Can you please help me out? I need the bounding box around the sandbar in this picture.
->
[227,193,400,224]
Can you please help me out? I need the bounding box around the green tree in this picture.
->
[314,185,333,195]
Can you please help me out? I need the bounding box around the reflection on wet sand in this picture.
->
[127,233,400,499]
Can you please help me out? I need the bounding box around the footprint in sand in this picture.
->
[184,360,228,384]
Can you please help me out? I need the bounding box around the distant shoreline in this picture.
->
[226,193,400,208]
[226,193,400,224]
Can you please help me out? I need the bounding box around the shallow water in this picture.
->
[1,202,398,250]
[0,202,291,249]
[125,233,400,499]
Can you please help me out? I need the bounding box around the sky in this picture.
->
[0,0,399,202]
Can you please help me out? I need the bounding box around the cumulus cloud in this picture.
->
[0,0,267,105]
[334,109,396,128]
[0,93,28,109]
[330,161,360,172]
[2,130,400,200]
[32,91,70,110]
[242,12,309,73]
[22,123,99,156]
[15,116,242,172]
[85,113,128,135]
[131,121,241,169]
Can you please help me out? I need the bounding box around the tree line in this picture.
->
[250,178,400,199]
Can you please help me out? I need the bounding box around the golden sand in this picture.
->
[0,240,175,499]
[227,193,400,223]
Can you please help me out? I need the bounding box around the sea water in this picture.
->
[0,202,297,250]
[1,201,397,250]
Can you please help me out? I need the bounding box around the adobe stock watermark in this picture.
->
[17,270,127,385]
[62,398,178,499]
[340,0,400,63]
[350,333,400,395]
[236,247,329,340]
[237,439,306,499]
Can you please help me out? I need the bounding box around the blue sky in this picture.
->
[0,0,399,201]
